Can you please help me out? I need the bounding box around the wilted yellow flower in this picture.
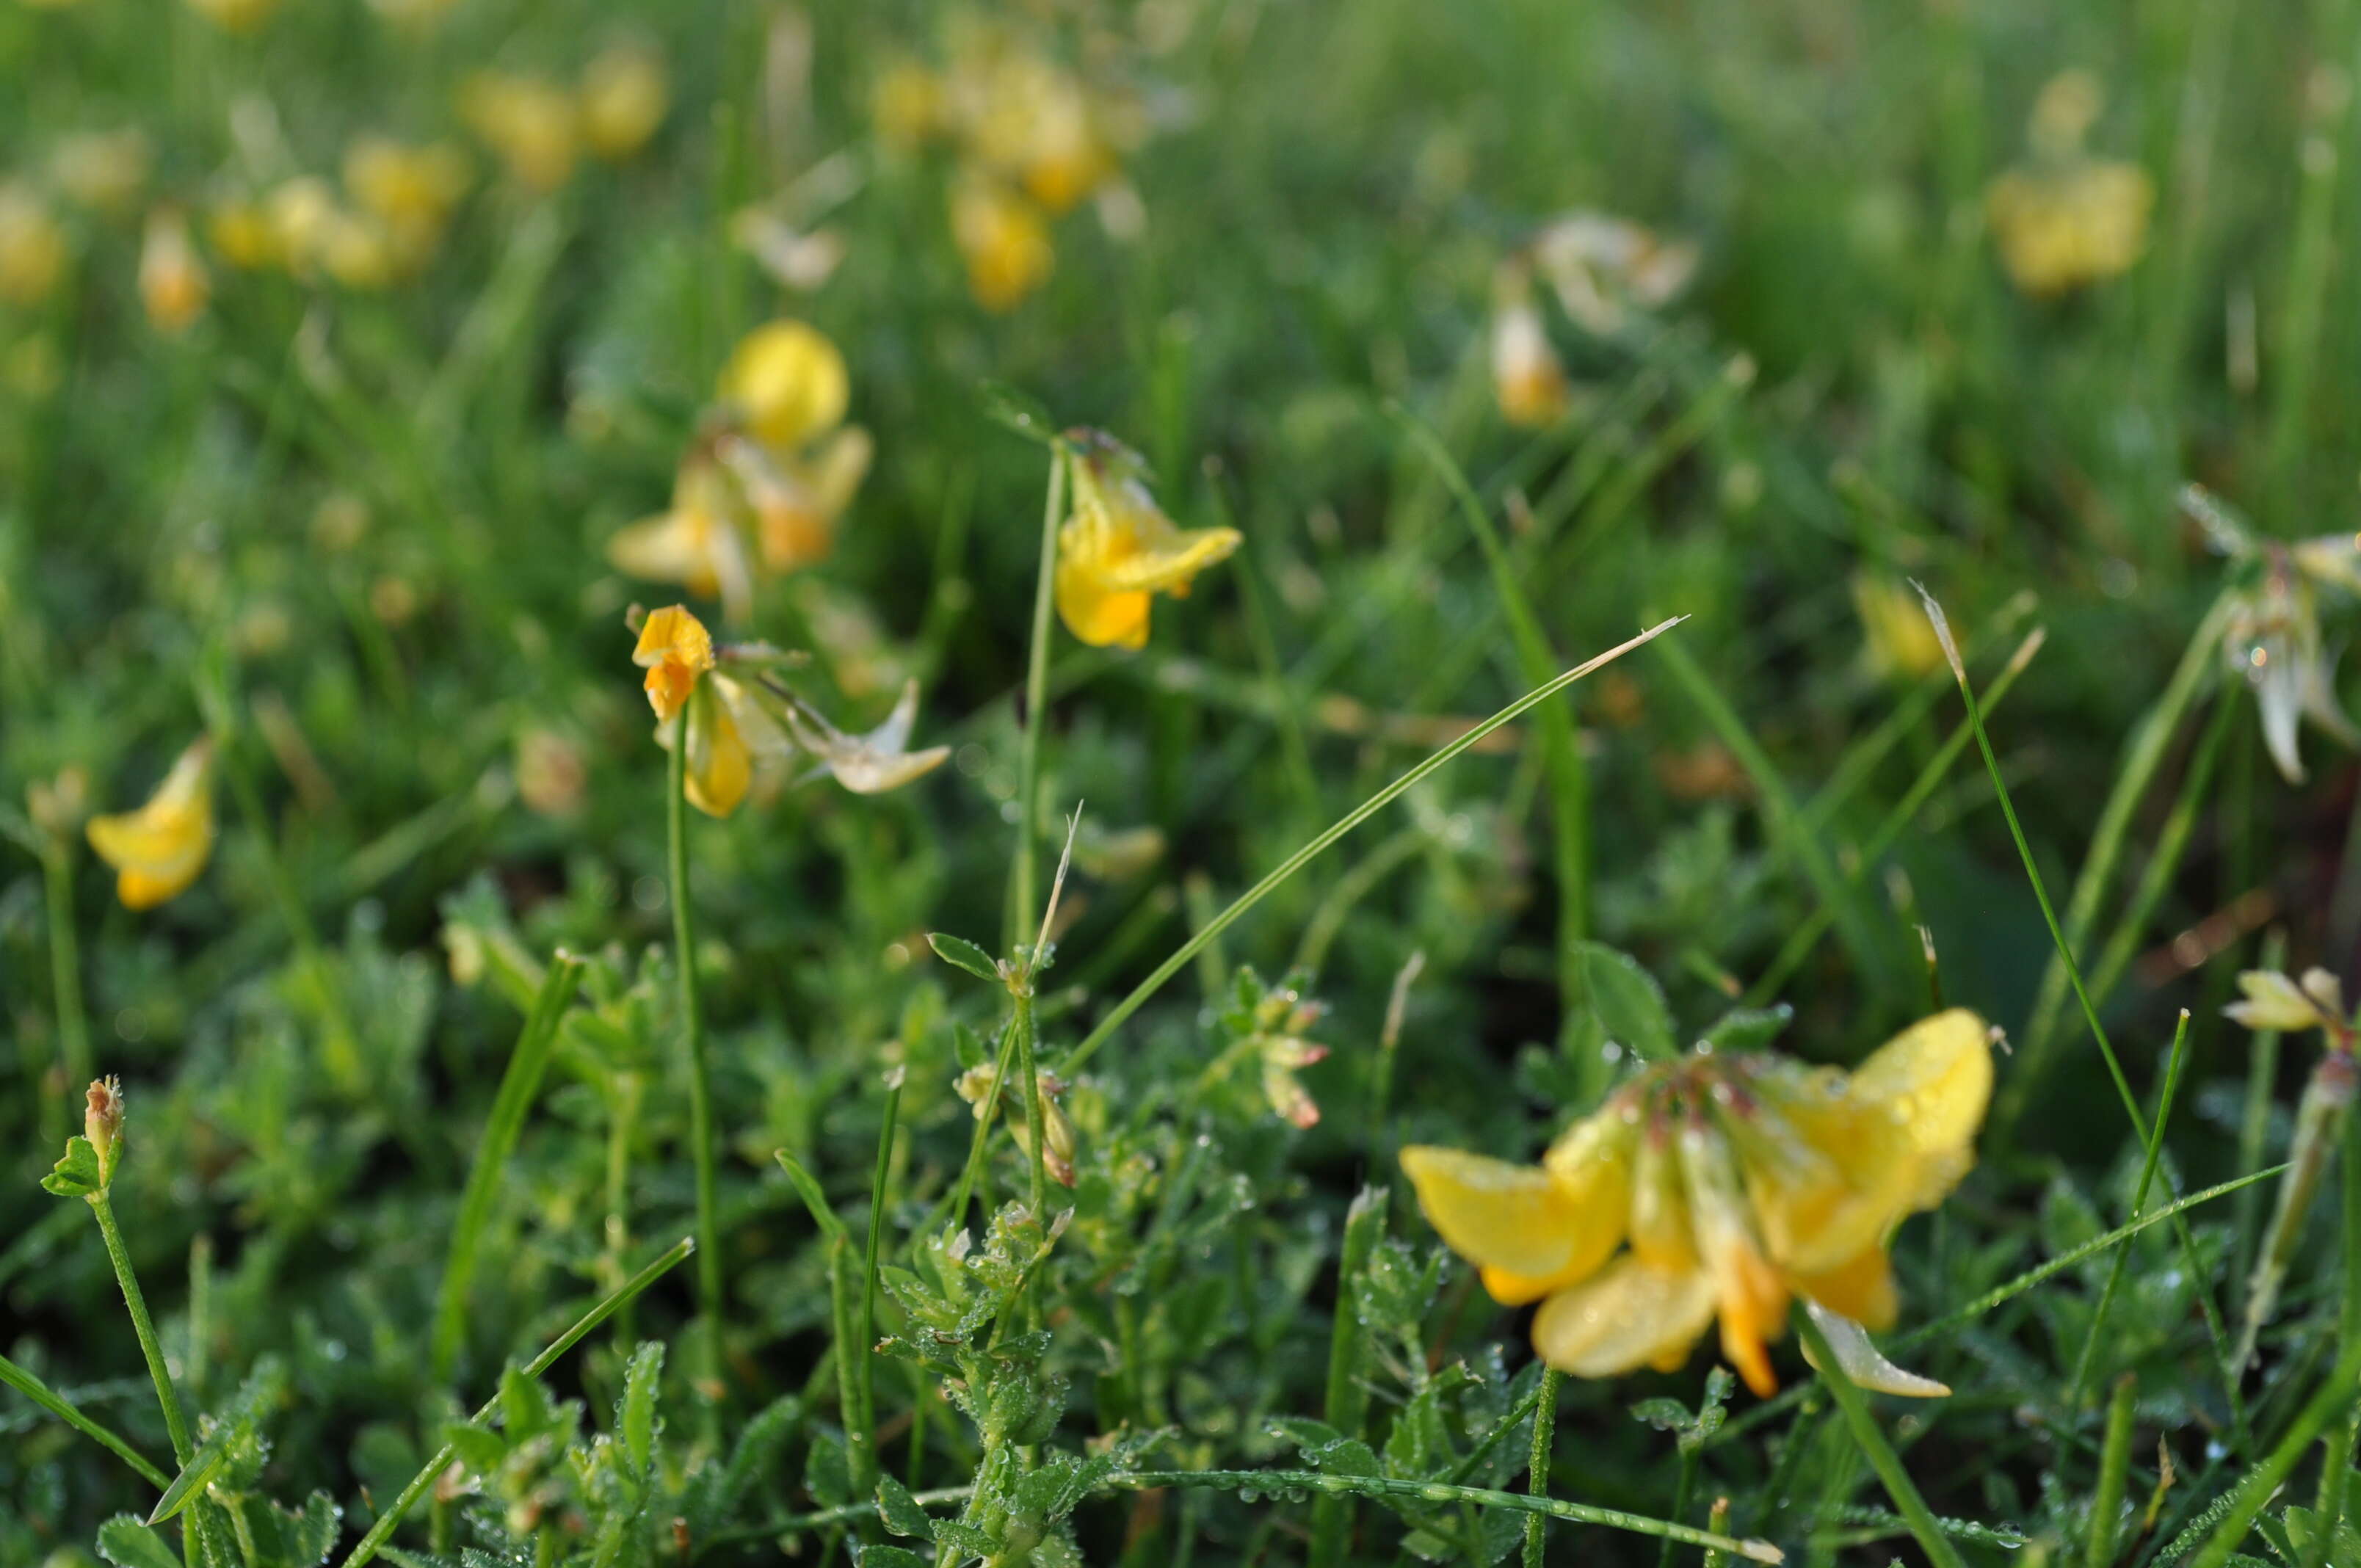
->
[1054,435,1241,649]
[2224,563,2357,785]
[1402,1009,1992,1397]
[718,429,874,573]
[87,738,217,910]
[344,137,471,271]
[781,678,951,794]
[951,177,1053,312]
[185,0,279,31]
[139,208,209,335]
[1852,572,1945,681]
[579,42,670,161]
[1528,211,1699,336]
[715,319,849,451]
[0,182,69,306]
[1986,73,2151,297]
[1490,273,1569,429]
[51,129,152,217]
[2226,968,2347,1037]
[460,73,580,192]
[632,604,717,723]
[607,453,758,625]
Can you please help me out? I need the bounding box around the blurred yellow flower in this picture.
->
[0,182,68,306]
[632,603,716,723]
[1491,275,1569,429]
[951,177,1053,312]
[607,452,758,624]
[139,207,209,335]
[1986,73,2152,297]
[51,129,152,217]
[460,72,581,192]
[208,198,281,271]
[87,738,217,910]
[579,41,670,161]
[1852,572,1945,681]
[718,429,874,573]
[344,136,471,269]
[1402,1009,1992,1397]
[1054,435,1241,649]
[185,0,279,31]
[872,59,948,150]
[264,176,341,277]
[716,319,849,451]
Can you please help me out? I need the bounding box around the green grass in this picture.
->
[6,0,2361,1564]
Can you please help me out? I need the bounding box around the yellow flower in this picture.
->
[0,182,69,307]
[659,672,792,818]
[715,319,850,451]
[264,177,341,277]
[1053,436,1241,650]
[1491,268,1569,429]
[87,738,217,910]
[1401,1009,1992,1398]
[631,603,716,723]
[606,454,758,625]
[51,129,152,217]
[951,177,1053,312]
[208,198,281,271]
[579,42,670,161]
[460,73,581,192]
[139,207,209,335]
[186,0,278,31]
[872,59,948,150]
[717,428,874,573]
[1986,73,2151,297]
[344,137,471,269]
[951,45,1118,215]
[1852,572,1945,681]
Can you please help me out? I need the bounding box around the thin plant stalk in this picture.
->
[667,704,725,1428]
[2085,1375,2138,1568]
[1791,1307,1968,1568]
[432,951,586,1382]
[90,1192,193,1466]
[1007,444,1068,951]
[0,1349,170,1488]
[338,1237,694,1568]
[1062,617,1686,1076]
[857,1069,903,1495]
[1526,1368,1563,1568]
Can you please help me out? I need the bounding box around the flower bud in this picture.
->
[85,1076,124,1188]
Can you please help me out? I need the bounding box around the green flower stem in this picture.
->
[668,703,725,1429]
[0,1347,170,1488]
[42,841,89,1141]
[1013,988,1049,1222]
[1062,616,1685,1077]
[1790,1307,1968,1568]
[2084,1373,2138,1568]
[1526,1368,1563,1568]
[1007,445,1068,952]
[90,1191,192,1466]
[338,1236,694,1568]
[858,1070,901,1494]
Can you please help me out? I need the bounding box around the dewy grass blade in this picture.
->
[0,1350,170,1489]
[1060,617,1687,1075]
[432,949,585,1382]
[1915,583,2252,1453]
[339,1236,694,1568]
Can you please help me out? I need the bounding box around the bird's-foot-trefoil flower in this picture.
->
[951,175,1054,312]
[2227,966,2357,1368]
[138,207,209,335]
[579,40,670,162]
[1984,71,2153,297]
[86,737,217,910]
[0,181,69,307]
[1053,431,1241,649]
[1490,258,1570,429]
[51,129,151,217]
[460,72,581,192]
[608,451,760,625]
[1402,1009,1992,1397]
[1852,572,1947,683]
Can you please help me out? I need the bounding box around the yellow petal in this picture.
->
[86,739,216,910]
[1055,552,1152,648]
[633,604,714,722]
[1090,523,1242,595]
[1628,1126,1697,1272]
[1789,1244,1897,1332]
[717,319,848,450]
[1530,1257,1717,1379]
[1401,1146,1606,1285]
[683,685,752,817]
[1684,1125,1790,1398]
[1844,1007,1992,1208]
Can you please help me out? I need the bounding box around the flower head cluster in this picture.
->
[629,604,946,818]
[955,1064,1078,1186]
[1402,1009,1992,1396]
[1487,212,1697,427]
[1053,431,1241,650]
[1985,72,2153,297]
[608,320,873,624]
[872,18,1152,311]
[86,737,217,910]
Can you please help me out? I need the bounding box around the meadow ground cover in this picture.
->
[6,0,2361,1564]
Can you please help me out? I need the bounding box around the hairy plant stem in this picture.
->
[1008,446,1067,951]
[668,703,724,1434]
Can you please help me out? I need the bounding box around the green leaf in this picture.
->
[773,1149,849,1244]
[148,1423,235,1524]
[1700,1004,1791,1054]
[874,1476,935,1541]
[856,1547,929,1568]
[43,1136,103,1199]
[439,1422,507,1476]
[618,1340,664,1476]
[927,932,1004,984]
[1570,943,1677,1061]
[803,1430,852,1509]
[95,1516,181,1568]
[932,1520,1001,1558]
[976,380,1059,444]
